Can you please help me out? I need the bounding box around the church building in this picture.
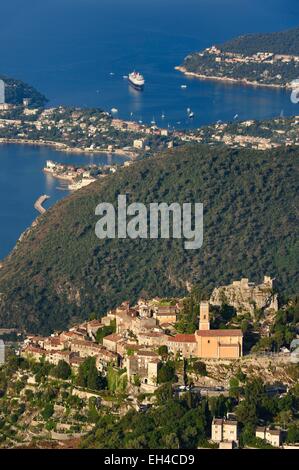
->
[167,301,243,359]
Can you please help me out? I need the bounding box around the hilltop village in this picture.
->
[1,275,299,449]
[20,275,282,389]
[21,298,244,390]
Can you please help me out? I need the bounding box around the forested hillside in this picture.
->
[0,75,47,107]
[218,27,299,55]
[0,144,298,334]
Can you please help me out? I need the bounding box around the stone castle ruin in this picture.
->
[209,276,278,315]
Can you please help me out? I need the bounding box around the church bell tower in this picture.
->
[199,301,210,330]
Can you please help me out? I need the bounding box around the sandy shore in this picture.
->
[175,66,288,90]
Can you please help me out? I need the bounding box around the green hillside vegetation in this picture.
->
[0,75,48,108]
[0,144,298,334]
[218,26,299,56]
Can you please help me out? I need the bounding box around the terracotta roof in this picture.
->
[27,335,45,341]
[46,337,62,345]
[61,331,79,338]
[213,418,237,426]
[213,418,223,425]
[70,356,85,364]
[24,346,46,354]
[87,320,103,327]
[256,427,266,432]
[139,332,165,338]
[168,334,196,343]
[157,306,177,313]
[267,429,281,436]
[156,311,177,317]
[71,339,101,349]
[123,343,141,351]
[137,350,159,357]
[196,329,242,337]
[103,333,123,343]
[48,350,70,357]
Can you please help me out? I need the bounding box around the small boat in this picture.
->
[233,113,239,120]
[188,112,194,118]
[110,72,115,76]
[123,75,128,79]
[111,108,118,114]
[181,84,187,89]
[161,112,166,119]
[151,116,156,125]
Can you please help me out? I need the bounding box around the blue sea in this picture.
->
[0,0,298,258]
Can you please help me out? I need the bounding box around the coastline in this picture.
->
[0,138,136,160]
[43,168,74,182]
[175,66,289,90]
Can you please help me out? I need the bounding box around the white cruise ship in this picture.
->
[128,71,145,89]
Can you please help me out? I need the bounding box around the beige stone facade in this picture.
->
[126,350,159,386]
[196,330,242,359]
[255,427,282,447]
[212,418,238,443]
[102,333,123,353]
[167,302,243,359]
[155,306,178,325]
[167,334,198,358]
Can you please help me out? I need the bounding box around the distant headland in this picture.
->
[178,26,299,88]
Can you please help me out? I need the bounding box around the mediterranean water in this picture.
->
[0,0,298,258]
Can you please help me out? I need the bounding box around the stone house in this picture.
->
[154,305,178,324]
[21,346,46,362]
[46,350,71,365]
[126,350,160,387]
[43,337,65,351]
[211,418,238,443]
[102,333,124,353]
[255,427,282,447]
[101,311,116,326]
[137,332,169,348]
[167,334,198,358]
[85,319,104,339]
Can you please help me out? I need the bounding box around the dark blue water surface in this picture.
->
[0,0,298,258]
[0,145,126,259]
[1,0,298,127]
